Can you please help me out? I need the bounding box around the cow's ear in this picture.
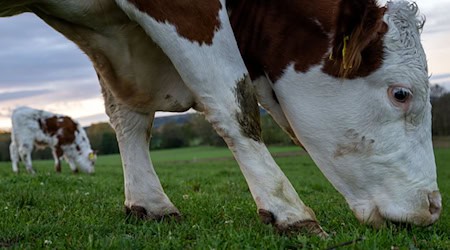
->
[329,0,387,77]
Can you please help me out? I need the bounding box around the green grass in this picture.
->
[0,146,448,249]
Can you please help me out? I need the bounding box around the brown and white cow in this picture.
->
[9,106,96,174]
[0,0,441,235]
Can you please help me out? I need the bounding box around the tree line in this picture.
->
[0,93,449,162]
[0,112,293,161]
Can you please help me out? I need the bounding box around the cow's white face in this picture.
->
[75,150,96,174]
[273,3,441,227]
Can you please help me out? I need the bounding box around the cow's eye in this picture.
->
[392,87,412,103]
[388,85,413,112]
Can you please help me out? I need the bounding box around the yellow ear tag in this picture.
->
[88,152,95,160]
[342,35,350,69]
[329,52,334,61]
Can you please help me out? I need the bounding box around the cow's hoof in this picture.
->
[125,205,182,222]
[258,209,328,238]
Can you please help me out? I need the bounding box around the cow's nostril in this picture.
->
[428,191,442,218]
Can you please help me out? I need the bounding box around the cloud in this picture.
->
[0,89,50,102]
[0,13,94,90]
[1,2,450,131]
[430,73,450,81]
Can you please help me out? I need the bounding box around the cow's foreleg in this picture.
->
[116,0,325,235]
[52,147,63,173]
[63,155,78,174]
[102,84,180,220]
[9,141,20,173]
[252,77,302,147]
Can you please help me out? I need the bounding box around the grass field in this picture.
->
[0,146,448,249]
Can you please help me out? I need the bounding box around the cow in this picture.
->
[0,0,441,236]
[9,106,96,174]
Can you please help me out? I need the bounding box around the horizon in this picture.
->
[1,0,450,130]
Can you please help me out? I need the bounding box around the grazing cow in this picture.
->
[9,107,96,174]
[0,0,441,235]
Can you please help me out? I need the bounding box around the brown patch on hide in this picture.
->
[229,0,335,81]
[40,116,78,145]
[228,0,387,81]
[323,0,387,78]
[235,75,262,141]
[127,0,222,45]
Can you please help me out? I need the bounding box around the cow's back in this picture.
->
[11,107,57,147]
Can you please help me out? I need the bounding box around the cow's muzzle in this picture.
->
[428,190,442,224]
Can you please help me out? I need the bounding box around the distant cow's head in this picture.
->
[42,116,97,174]
[70,130,97,174]
[275,0,441,227]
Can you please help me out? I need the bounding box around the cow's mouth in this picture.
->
[354,203,440,228]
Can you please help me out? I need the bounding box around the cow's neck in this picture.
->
[228,0,338,82]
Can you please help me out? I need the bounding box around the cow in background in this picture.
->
[9,106,96,174]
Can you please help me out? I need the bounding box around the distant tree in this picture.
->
[150,130,163,149]
[159,122,189,148]
[432,93,450,136]
[430,84,448,102]
[189,114,225,147]
[0,132,11,161]
[0,131,53,161]
[86,122,119,155]
[261,114,293,145]
[100,132,119,154]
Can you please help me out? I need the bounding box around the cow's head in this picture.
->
[70,130,97,174]
[275,0,441,227]
[75,150,97,174]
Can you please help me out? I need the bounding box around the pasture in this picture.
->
[0,146,448,249]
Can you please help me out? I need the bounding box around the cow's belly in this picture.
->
[93,25,196,113]
[35,2,196,114]
[97,38,196,114]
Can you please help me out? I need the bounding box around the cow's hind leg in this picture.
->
[9,142,20,173]
[18,143,35,174]
[116,0,325,236]
[102,83,180,220]
[52,147,63,173]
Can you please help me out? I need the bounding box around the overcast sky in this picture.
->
[1,0,450,130]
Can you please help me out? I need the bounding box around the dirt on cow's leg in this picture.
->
[258,209,329,238]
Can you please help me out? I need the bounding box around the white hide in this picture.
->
[271,1,439,226]
[9,106,96,174]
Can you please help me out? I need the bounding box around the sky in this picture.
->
[1,1,450,131]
